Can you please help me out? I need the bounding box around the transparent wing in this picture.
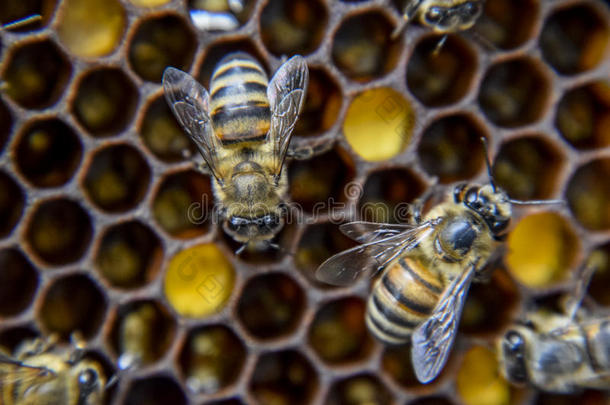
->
[411,262,477,383]
[0,354,55,386]
[267,55,309,177]
[316,221,437,286]
[339,221,417,244]
[162,67,225,183]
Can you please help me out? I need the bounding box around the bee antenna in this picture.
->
[480,137,496,192]
[1,14,42,30]
[508,198,564,206]
[235,243,247,255]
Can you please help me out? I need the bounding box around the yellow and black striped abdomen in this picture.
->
[209,52,271,143]
[366,257,444,345]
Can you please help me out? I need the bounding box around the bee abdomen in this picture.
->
[366,258,443,345]
[209,52,271,143]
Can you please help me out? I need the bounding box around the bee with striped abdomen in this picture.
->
[0,335,108,405]
[499,255,610,393]
[163,52,308,251]
[316,139,562,383]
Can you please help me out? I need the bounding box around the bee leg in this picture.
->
[432,35,448,56]
[412,178,441,223]
[68,332,86,364]
[564,252,605,321]
[287,139,335,160]
[391,0,424,39]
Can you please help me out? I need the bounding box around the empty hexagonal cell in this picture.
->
[83,144,151,213]
[492,136,564,201]
[237,273,304,340]
[289,148,355,213]
[197,39,266,88]
[108,300,175,368]
[206,399,245,405]
[0,1,55,32]
[556,81,610,150]
[249,349,318,405]
[164,244,235,318]
[57,0,125,57]
[72,68,138,137]
[477,0,538,50]
[588,243,610,307]
[0,248,38,317]
[124,375,187,405]
[15,118,82,188]
[178,324,245,394]
[25,198,92,265]
[128,15,196,82]
[417,115,487,183]
[295,223,356,286]
[152,169,212,238]
[534,390,606,405]
[566,158,610,231]
[332,11,400,82]
[38,274,106,340]
[95,221,162,289]
[260,0,327,56]
[506,212,579,288]
[457,346,511,405]
[0,325,39,353]
[343,88,415,162]
[187,0,253,32]
[478,58,550,128]
[140,95,195,162]
[0,170,24,239]
[308,297,371,365]
[326,374,393,405]
[540,4,609,75]
[0,99,12,154]
[408,397,455,405]
[2,39,71,109]
[295,67,342,137]
[358,168,425,224]
[407,35,477,107]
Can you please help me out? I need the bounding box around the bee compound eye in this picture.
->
[505,331,524,354]
[78,368,98,388]
[425,7,443,23]
[463,2,480,17]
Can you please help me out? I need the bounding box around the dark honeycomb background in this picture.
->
[0,0,609,404]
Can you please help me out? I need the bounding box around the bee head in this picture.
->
[454,183,511,237]
[499,329,530,385]
[420,1,483,32]
[224,212,284,243]
[70,360,106,404]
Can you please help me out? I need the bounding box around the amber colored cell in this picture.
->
[152,169,212,238]
[556,81,610,150]
[260,0,327,56]
[124,376,187,405]
[57,0,125,57]
[478,58,550,128]
[457,346,511,405]
[237,273,304,339]
[308,297,371,365]
[249,350,318,405]
[407,35,477,107]
[417,115,487,183]
[95,221,162,289]
[540,4,609,75]
[164,244,235,318]
[178,325,246,394]
[343,88,415,161]
[0,99,12,154]
[72,68,138,136]
[477,0,539,50]
[359,168,425,224]
[130,0,170,6]
[326,374,393,405]
[39,274,106,340]
[566,158,610,231]
[332,11,400,82]
[493,136,564,201]
[294,67,342,137]
[0,171,24,239]
[15,119,82,188]
[197,39,265,88]
[2,40,71,109]
[83,144,151,213]
[588,243,610,307]
[0,0,56,32]
[0,249,38,317]
[128,15,196,82]
[506,212,579,288]
[382,345,422,389]
[140,95,195,162]
[25,198,92,265]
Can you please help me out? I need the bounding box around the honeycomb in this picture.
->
[0,0,609,404]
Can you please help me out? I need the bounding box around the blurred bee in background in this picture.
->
[189,0,246,32]
[163,52,308,252]
[393,0,485,50]
[316,138,562,384]
[0,334,109,405]
[499,253,610,393]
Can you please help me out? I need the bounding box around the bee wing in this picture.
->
[316,221,437,286]
[411,262,477,383]
[339,221,417,244]
[162,67,225,183]
[267,55,309,177]
[0,354,55,385]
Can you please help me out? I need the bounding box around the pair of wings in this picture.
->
[316,220,477,383]
[162,55,309,185]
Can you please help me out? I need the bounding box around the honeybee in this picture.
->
[316,140,562,383]
[163,52,308,251]
[499,255,610,393]
[0,335,108,404]
[189,0,246,32]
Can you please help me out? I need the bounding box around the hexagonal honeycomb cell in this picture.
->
[124,375,187,405]
[0,170,24,238]
[326,373,393,405]
[0,248,38,317]
[0,1,56,32]
[566,158,610,231]
[0,99,12,154]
